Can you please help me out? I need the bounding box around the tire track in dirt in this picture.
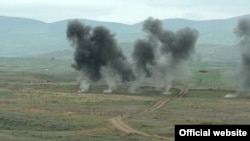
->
[109,115,169,140]
[3,82,189,138]
[109,88,189,140]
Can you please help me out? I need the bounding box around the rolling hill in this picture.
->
[0,14,249,58]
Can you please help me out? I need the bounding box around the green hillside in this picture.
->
[0,14,249,57]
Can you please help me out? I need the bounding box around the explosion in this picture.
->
[66,17,199,94]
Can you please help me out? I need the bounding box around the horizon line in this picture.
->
[1,13,250,25]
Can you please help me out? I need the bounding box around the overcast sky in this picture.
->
[1,0,250,24]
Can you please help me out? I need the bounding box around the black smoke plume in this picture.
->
[160,27,198,64]
[67,20,135,92]
[132,39,156,77]
[141,17,198,62]
[132,17,162,78]
[131,17,198,93]
[66,18,198,94]
[234,18,250,94]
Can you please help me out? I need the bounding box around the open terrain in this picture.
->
[0,57,249,141]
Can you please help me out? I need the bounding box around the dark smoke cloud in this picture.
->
[160,27,199,62]
[132,39,156,77]
[135,17,198,63]
[67,20,135,92]
[131,18,161,78]
[66,18,199,94]
[131,17,199,93]
[234,18,250,94]
[142,17,163,36]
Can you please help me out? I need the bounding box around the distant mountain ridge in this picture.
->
[0,14,250,56]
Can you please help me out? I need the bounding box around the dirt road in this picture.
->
[109,88,189,140]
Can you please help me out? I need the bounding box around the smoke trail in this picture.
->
[67,20,135,92]
[234,18,250,95]
[131,17,198,94]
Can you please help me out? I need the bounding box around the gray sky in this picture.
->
[1,0,250,24]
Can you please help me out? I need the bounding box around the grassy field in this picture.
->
[0,84,161,141]
[0,57,249,141]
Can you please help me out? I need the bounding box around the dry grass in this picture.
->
[126,90,250,137]
[0,81,161,141]
[1,58,249,141]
